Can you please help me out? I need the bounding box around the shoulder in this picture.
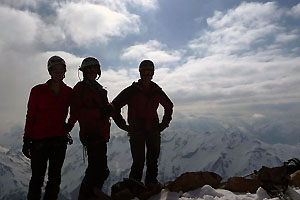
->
[124,82,141,94]
[31,83,47,92]
[62,83,73,92]
[151,81,162,90]
[113,83,136,103]
[131,81,143,91]
[150,81,164,94]
[73,81,85,90]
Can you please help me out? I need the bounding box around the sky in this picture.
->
[0,0,300,135]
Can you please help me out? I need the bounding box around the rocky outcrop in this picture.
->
[290,170,300,187]
[165,171,222,193]
[97,166,300,199]
[222,177,260,193]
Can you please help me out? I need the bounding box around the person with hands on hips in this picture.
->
[112,60,173,188]
[23,55,73,200]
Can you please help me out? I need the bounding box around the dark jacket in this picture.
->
[24,80,72,140]
[112,80,173,132]
[68,80,110,141]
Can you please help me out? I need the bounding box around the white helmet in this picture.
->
[79,57,100,71]
[79,57,101,79]
[47,56,66,71]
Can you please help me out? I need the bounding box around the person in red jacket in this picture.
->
[22,55,73,200]
[68,57,113,199]
[112,60,173,188]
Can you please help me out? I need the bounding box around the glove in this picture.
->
[22,137,32,159]
[158,123,168,132]
[64,122,74,132]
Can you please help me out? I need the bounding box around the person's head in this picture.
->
[47,55,66,82]
[79,57,101,81]
[139,60,154,84]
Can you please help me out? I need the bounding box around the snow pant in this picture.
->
[129,130,161,184]
[27,136,67,200]
[78,136,109,200]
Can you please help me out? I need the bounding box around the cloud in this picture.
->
[159,55,300,102]
[275,31,299,43]
[0,0,146,132]
[127,0,158,10]
[252,113,265,119]
[1,1,143,47]
[56,2,140,45]
[0,0,299,133]
[152,2,300,119]
[0,5,66,52]
[0,0,37,9]
[0,6,38,51]
[189,2,286,56]
[290,2,300,18]
[121,40,182,64]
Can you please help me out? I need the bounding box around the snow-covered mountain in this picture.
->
[1,123,300,199]
[0,146,29,200]
[158,128,300,181]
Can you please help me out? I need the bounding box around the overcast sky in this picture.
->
[0,0,300,133]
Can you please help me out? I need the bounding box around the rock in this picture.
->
[290,170,300,187]
[256,166,290,197]
[165,171,222,193]
[223,177,260,193]
[111,178,162,200]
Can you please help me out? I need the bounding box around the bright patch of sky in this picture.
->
[0,0,299,136]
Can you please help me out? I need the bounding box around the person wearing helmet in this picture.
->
[112,60,173,188]
[67,57,113,199]
[23,55,73,200]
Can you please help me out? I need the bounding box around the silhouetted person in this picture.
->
[112,60,173,187]
[23,56,73,200]
[67,57,113,199]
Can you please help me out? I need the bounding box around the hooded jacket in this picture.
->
[68,80,110,141]
[112,80,173,132]
[24,80,72,140]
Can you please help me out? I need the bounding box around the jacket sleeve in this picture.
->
[111,87,132,131]
[67,84,81,126]
[159,89,174,126]
[24,87,38,138]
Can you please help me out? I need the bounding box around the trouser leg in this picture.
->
[129,133,146,182]
[145,131,161,185]
[78,139,109,199]
[28,142,48,200]
[44,140,67,200]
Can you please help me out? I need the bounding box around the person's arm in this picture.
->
[24,87,38,138]
[67,84,81,126]
[23,87,38,158]
[111,87,133,132]
[159,89,174,132]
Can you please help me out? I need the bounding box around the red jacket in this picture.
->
[68,80,111,141]
[112,80,173,132]
[24,80,72,140]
